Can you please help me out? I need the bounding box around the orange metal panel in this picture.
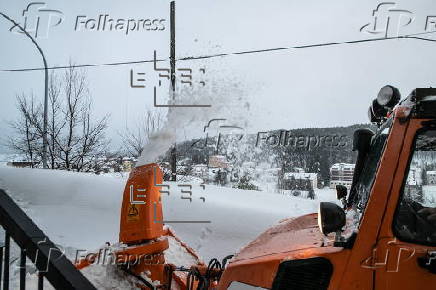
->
[119,163,165,244]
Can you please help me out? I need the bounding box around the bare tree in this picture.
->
[120,110,164,158]
[74,101,109,171]
[8,65,109,172]
[47,71,64,169]
[61,65,85,169]
[7,94,43,167]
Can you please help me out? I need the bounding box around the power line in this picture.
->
[1,31,436,73]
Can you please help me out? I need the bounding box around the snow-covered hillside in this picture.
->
[0,165,337,287]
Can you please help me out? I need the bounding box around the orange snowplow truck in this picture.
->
[78,86,436,289]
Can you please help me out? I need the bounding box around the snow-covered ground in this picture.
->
[0,164,337,288]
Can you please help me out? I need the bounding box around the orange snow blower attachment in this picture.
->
[117,163,170,285]
[117,163,208,288]
[76,162,204,289]
[76,163,171,286]
[119,163,165,243]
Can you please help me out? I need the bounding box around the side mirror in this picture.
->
[318,202,346,236]
[336,185,347,200]
[353,129,374,153]
[368,99,387,124]
[336,185,347,209]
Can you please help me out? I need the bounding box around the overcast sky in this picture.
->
[1,0,436,152]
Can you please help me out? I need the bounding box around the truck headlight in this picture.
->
[377,85,400,109]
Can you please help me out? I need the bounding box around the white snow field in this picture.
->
[0,165,336,288]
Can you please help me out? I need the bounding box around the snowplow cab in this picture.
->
[218,87,436,290]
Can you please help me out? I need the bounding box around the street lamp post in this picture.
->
[0,12,49,169]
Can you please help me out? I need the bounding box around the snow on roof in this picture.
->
[265,168,281,173]
[209,155,230,168]
[3,154,28,162]
[193,164,208,168]
[209,155,226,161]
[330,163,355,170]
[284,172,317,180]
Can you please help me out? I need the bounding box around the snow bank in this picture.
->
[0,166,125,250]
[0,166,336,285]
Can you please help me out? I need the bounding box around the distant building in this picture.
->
[427,171,436,185]
[7,161,38,168]
[207,155,230,184]
[405,166,423,186]
[208,155,230,169]
[330,163,355,189]
[192,164,208,178]
[122,157,136,172]
[284,172,318,190]
[5,154,37,168]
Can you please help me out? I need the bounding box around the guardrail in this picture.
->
[0,189,96,290]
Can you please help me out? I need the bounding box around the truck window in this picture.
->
[353,132,389,212]
[349,121,391,227]
[394,129,436,245]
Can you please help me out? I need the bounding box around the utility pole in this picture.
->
[0,12,49,169]
[169,1,177,181]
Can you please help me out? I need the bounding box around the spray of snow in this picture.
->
[137,73,254,166]
[137,129,175,165]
